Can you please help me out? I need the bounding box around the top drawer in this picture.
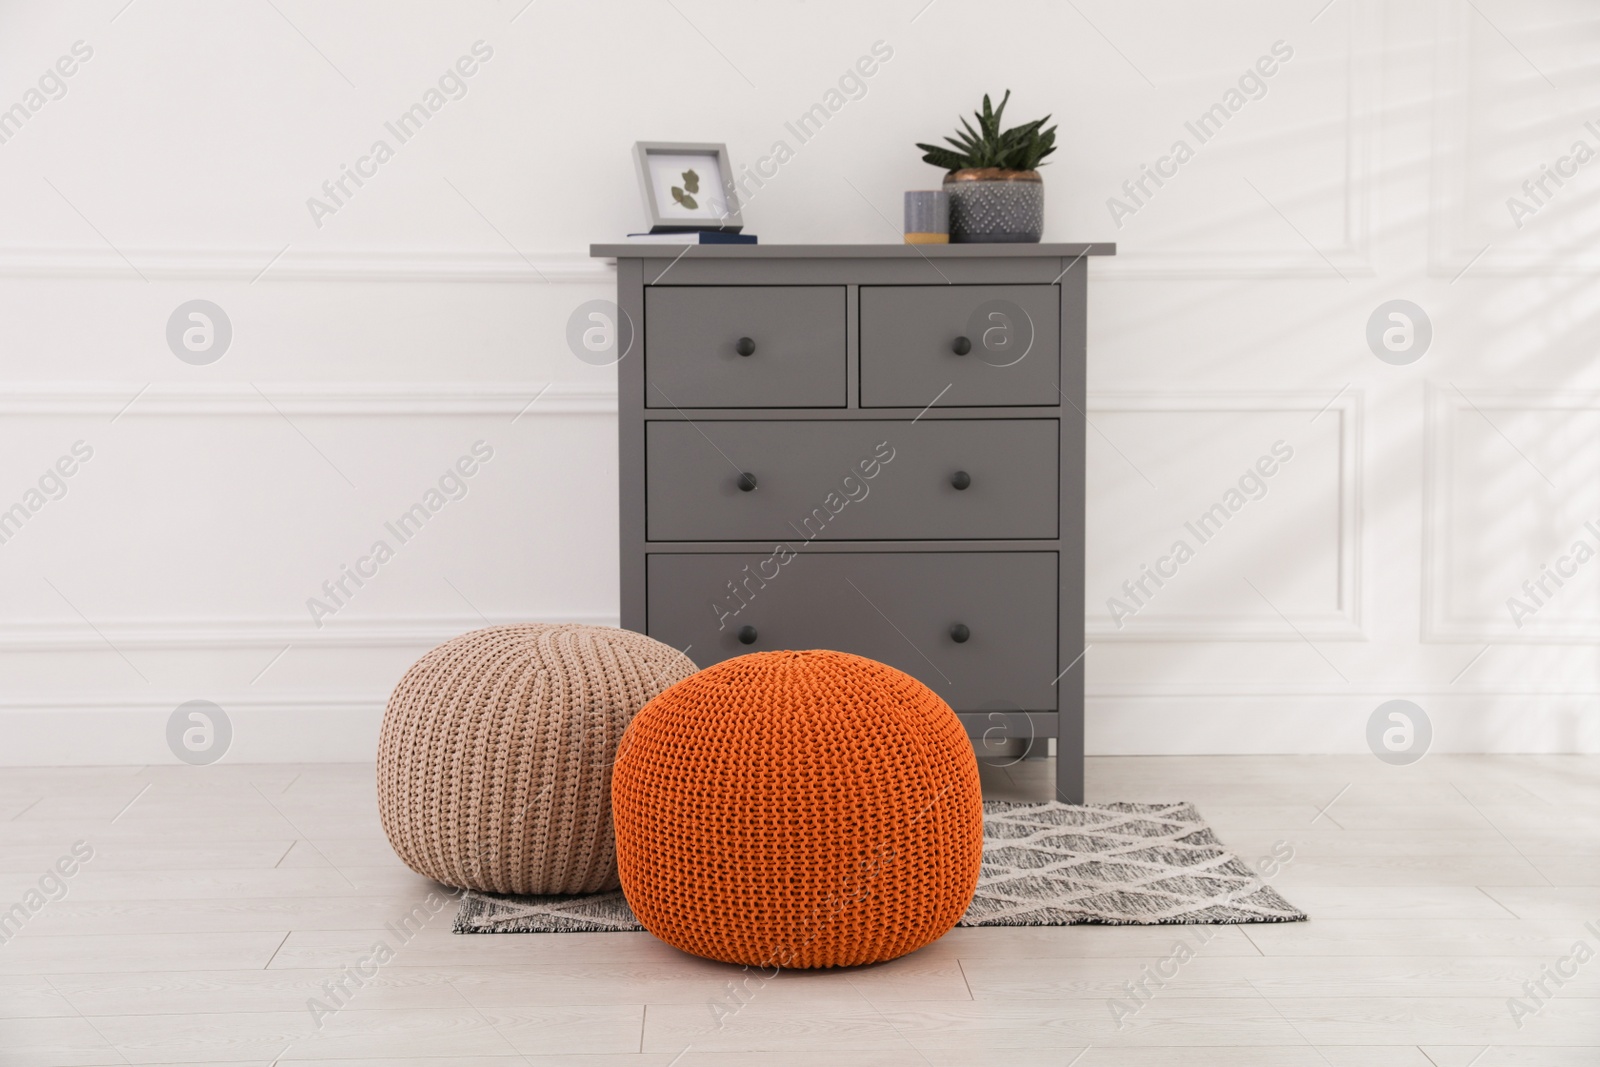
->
[645,286,846,408]
[860,284,1060,408]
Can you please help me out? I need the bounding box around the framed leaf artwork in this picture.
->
[632,142,743,233]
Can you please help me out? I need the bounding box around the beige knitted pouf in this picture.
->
[377,624,696,894]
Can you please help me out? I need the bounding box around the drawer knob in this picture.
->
[951,470,972,490]
[737,625,758,645]
[951,336,972,356]
[737,472,758,492]
[950,623,971,643]
[735,336,756,357]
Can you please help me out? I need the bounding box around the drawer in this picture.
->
[645,419,1057,542]
[647,551,1058,711]
[860,284,1060,407]
[645,286,845,408]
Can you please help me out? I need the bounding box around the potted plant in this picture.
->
[916,90,1057,243]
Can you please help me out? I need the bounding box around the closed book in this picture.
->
[624,231,757,244]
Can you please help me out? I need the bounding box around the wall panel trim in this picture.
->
[0,381,617,416]
[0,247,611,283]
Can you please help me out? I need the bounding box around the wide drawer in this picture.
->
[645,286,845,408]
[860,284,1061,407]
[645,419,1057,541]
[647,551,1059,711]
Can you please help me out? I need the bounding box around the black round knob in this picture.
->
[951,470,971,490]
[950,623,970,643]
[737,625,758,645]
[735,337,756,357]
[952,336,972,356]
[737,472,758,492]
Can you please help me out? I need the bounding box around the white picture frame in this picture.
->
[632,141,743,233]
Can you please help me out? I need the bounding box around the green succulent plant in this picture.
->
[916,90,1058,173]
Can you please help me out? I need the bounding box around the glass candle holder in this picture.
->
[903,190,950,245]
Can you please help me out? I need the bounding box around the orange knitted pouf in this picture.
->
[611,649,984,969]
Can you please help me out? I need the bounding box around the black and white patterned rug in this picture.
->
[453,801,1306,934]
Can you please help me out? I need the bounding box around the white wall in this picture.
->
[2,0,1596,763]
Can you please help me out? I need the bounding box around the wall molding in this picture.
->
[3,689,1592,766]
[1091,680,1600,698]
[1098,0,1379,280]
[6,0,1384,299]
[1422,383,1600,641]
[0,614,616,651]
[0,381,617,416]
[0,695,383,712]
[10,681,1600,709]
[4,389,1362,648]
[1427,0,1598,276]
[3,241,1383,284]
[0,247,613,283]
[1086,389,1364,641]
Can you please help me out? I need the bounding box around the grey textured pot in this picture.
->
[943,168,1043,243]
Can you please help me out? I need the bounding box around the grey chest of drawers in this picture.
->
[591,242,1115,803]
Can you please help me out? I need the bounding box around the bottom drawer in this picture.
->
[646,551,1058,711]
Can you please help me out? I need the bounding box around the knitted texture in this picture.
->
[611,649,984,968]
[378,624,697,894]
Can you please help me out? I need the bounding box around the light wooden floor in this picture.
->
[1,755,1596,1066]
